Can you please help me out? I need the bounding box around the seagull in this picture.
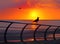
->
[19,8,21,9]
[33,17,39,23]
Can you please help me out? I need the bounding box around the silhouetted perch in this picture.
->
[33,17,39,23]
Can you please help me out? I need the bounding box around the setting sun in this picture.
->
[0,0,60,20]
[28,9,41,20]
[30,10,38,18]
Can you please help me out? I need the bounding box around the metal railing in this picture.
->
[0,20,60,43]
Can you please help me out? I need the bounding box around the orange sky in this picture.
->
[0,0,60,20]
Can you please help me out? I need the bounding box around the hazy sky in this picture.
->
[0,0,60,20]
[0,0,60,8]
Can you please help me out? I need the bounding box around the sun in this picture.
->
[28,9,40,20]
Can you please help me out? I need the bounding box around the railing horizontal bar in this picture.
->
[0,20,60,27]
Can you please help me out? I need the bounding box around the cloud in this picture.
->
[53,0,60,8]
[28,0,60,8]
[0,0,26,9]
[0,0,60,9]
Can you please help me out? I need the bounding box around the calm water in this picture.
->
[0,20,60,42]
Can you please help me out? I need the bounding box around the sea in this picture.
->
[0,20,60,43]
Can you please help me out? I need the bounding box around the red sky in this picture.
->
[0,0,60,20]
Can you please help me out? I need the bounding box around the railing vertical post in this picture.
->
[44,26,51,40]
[4,23,13,43]
[53,27,59,40]
[34,25,41,41]
[20,24,28,42]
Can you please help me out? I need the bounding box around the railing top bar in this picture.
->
[0,20,60,27]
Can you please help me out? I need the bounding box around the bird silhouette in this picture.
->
[33,17,39,22]
[19,8,21,9]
